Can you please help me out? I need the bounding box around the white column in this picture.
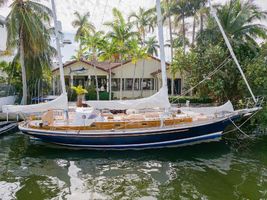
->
[52,76,55,95]
[88,75,91,86]
[70,74,73,87]
[106,75,109,92]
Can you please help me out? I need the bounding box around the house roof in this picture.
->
[52,55,170,73]
[52,59,121,73]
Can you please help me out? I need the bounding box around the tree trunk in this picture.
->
[200,13,203,35]
[19,29,27,105]
[140,33,146,98]
[109,62,112,100]
[192,15,196,47]
[140,59,145,97]
[93,62,99,100]
[132,63,137,98]
[119,60,123,100]
[182,13,186,55]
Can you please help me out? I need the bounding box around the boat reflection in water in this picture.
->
[1,133,265,200]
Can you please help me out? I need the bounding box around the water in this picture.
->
[1,131,267,200]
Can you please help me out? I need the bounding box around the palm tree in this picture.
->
[129,8,155,97]
[72,11,95,42]
[199,0,267,52]
[6,0,52,104]
[169,0,192,54]
[127,39,147,98]
[128,7,155,43]
[105,8,138,100]
[82,31,105,100]
[189,0,207,47]
[145,36,159,56]
[98,38,118,100]
[71,47,87,61]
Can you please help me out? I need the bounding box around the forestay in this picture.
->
[85,87,170,110]
[2,92,68,114]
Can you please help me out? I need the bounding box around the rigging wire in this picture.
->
[90,0,99,21]
[170,56,232,103]
[99,0,109,30]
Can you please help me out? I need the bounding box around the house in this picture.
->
[52,56,184,99]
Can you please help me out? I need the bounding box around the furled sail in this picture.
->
[180,101,234,115]
[85,87,170,110]
[2,92,68,114]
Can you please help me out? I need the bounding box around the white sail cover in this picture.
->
[180,100,234,115]
[0,96,16,112]
[85,87,170,110]
[2,92,68,114]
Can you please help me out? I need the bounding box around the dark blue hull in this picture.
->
[20,115,239,150]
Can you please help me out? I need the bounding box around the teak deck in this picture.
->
[29,117,193,131]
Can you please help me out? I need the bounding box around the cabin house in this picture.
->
[52,56,184,99]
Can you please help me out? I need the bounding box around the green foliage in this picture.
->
[169,96,212,104]
[0,60,21,94]
[71,85,88,95]
[128,7,155,40]
[144,36,159,56]
[67,88,77,102]
[83,84,112,100]
[5,0,54,103]
[85,91,112,101]
[171,0,267,104]
[72,11,95,42]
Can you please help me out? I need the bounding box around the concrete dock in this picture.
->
[0,113,24,121]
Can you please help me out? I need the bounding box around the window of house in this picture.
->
[111,78,124,91]
[141,78,154,90]
[125,79,133,90]
[134,79,140,90]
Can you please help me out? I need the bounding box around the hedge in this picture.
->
[169,96,213,104]
[85,91,113,100]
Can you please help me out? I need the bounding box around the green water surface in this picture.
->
[1,131,267,200]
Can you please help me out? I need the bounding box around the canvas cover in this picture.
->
[2,93,68,114]
[85,87,171,110]
[180,100,234,115]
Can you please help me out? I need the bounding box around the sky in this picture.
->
[0,0,267,62]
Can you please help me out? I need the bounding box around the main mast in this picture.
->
[156,0,168,90]
[208,0,256,103]
[51,0,66,94]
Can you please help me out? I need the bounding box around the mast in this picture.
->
[51,0,66,94]
[208,0,256,103]
[156,0,168,90]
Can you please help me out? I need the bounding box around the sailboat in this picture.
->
[2,0,262,149]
